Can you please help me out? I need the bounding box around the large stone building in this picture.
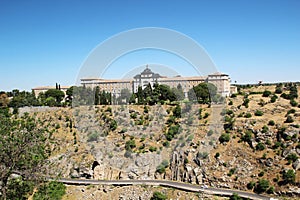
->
[81,66,237,98]
[32,86,70,97]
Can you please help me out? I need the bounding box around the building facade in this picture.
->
[81,66,236,98]
[32,86,70,97]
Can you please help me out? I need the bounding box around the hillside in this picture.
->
[20,84,300,199]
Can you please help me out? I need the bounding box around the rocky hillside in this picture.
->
[24,83,300,199]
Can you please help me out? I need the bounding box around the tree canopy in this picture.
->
[0,108,51,199]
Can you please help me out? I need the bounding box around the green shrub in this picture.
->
[156,160,169,174]
[285,115,294,123]
[207,130,214,136]
[290,99,298,107]
[149,146,157,152]
[203,112,209,119]
[87,132,98,142]
[254,179,270,194]
[219,133,230,143]
[33,181,66,200]
[110,119,118,131]
[270,94,278,103]
[256,142,265,151]
[254,110,264,116]
[150,191,167,200]
[228,168,237,176]
[125,139,136,151]
[287,109,296,115]
[247,181,256,190]
[261,125,269,133]
[275,86,282,94]
[214,152,220,159]
[162,141,170,147]
[282,169,296,184]
[267,186,275,194]
[268,120,275,126]
[244,113,252,118]
[229,193,243,200]
[242,130,252,143]
[262,90,272,97]
[258,171,264,177]
[286,153,298,163]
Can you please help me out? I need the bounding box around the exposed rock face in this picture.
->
[292,159,300,170]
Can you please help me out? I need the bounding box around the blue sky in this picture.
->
[1,0,300,91]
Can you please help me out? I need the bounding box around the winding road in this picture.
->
[48,178,274,200]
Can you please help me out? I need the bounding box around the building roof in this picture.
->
[32,86,70,90]
[209,72,229,76]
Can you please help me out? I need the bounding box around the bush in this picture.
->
[110,119,118,131]
[275,86,282,94]
[207,130,214,136]
[229,193,243,200]
[286,153,298,163]
[228,168,237,176]
[285,115,294,123]
[156,160,169,174]
[258,171,264,177]
[256,142,265,151]
[254,110,264,116]
[268,120,275,126]
[87,132,98,142]
[247,181,256,190]
[162,141,170,147]
[254,179,270,194]
[151,191,167,200]
[242,130,252,143]
[270,94,278,103]
[261,125,269,133]
[214,152,220,159]
[173,105,181,118]
[267,186,274,194]
[282,169,296,184]
[203,112,209,119]
[125,139,136,151]
[262,90,272,97]
[33,181,66,200]
[219,133,230,143]
[244,113,252,118]
[243,98,250,108]
[149,146,157,152]
[290,99,298,107]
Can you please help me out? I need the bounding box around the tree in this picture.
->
[65,86,74,104]
[119,88,132,104]
[172,84,185,101]
[94,86,100,105]
[189,83,217,103]
[0,108,51,199]
[45,89,65,105]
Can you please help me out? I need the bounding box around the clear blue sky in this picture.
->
[1,0,300,91]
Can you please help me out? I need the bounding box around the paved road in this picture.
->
[48,178,272,200]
